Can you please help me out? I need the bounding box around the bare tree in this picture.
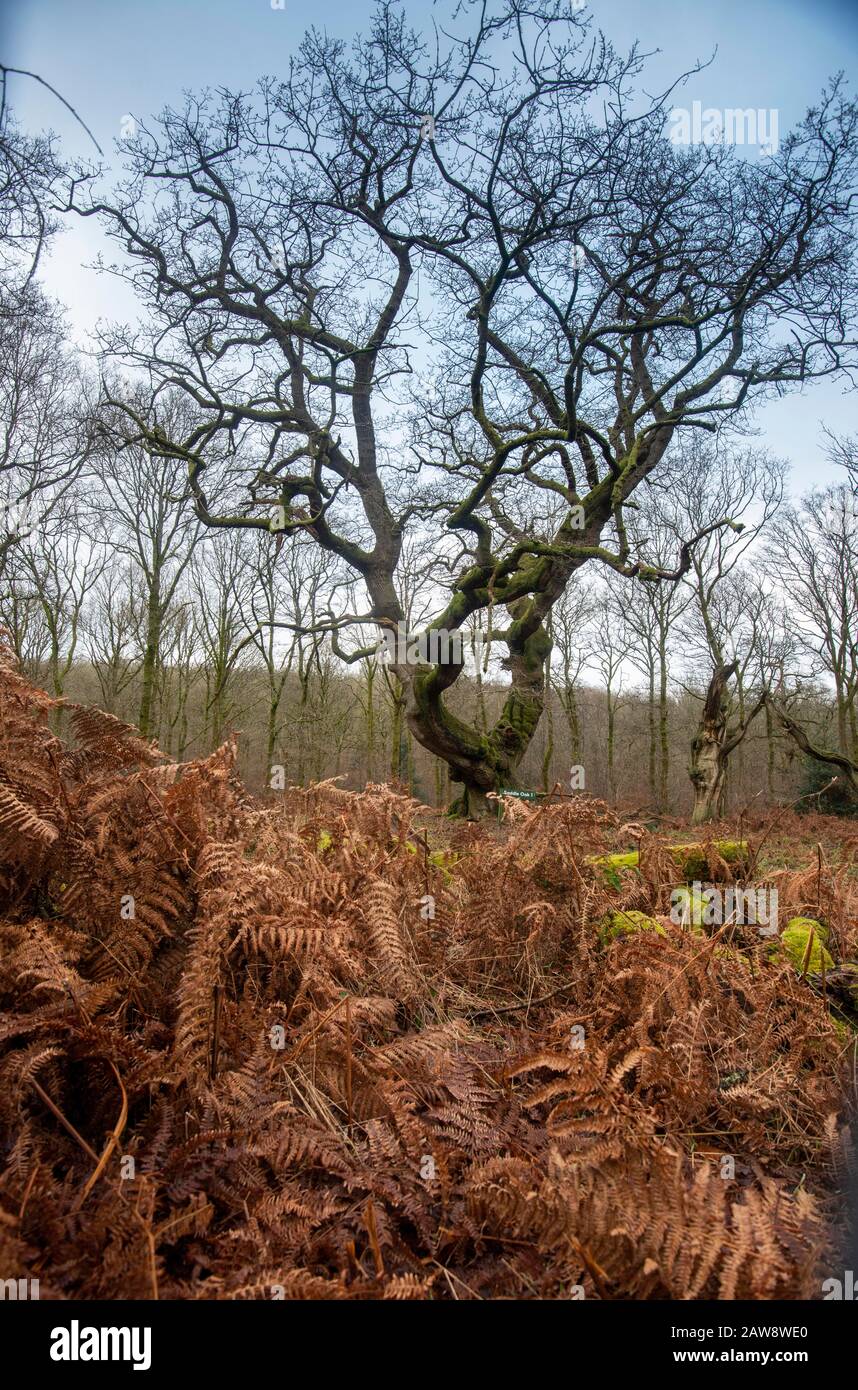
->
[239,533,304,773]
[74,1,858,813]
[17,493,107,716]
[824,428,858,493]
[768,484,858,761]
[0,71,64,288]
[548,577,596,772]
[190,530,256,751]
[0,68,93,572]
[613,491,696,809]
[736,575,800,800]
[663,443,785,821]
[82,558,143,715]
[0,290,90,576]
[589,584,634,803]
[93,394,202,737]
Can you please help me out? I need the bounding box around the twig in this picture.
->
[363,1199,385,1279]
[75,1061,128,1210]
[30,1078,99,1163]
[345,996,354,1131]
[209,982,223,1082]
[0,65,104,154]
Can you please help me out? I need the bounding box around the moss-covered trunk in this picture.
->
[689,662,736,824]
[403,610,551,818]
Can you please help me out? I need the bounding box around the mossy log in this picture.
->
[671,885,708,933]
[778,917,835,974]
[666,841,749,880]
[598,909,666,946]
[588,840,749,886]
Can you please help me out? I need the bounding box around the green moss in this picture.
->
[316,829,334,853]
[784,915,829,945]
[493,686,544,752]
[666,841,749,881]
[588,850,640,890]
[598,909,666,946]
[598,851,641,870]
[428,847,460,883]
[429,848,458,868]
[779,918,834,974]
[713,945,750,966]
[671,885,709,932]
[589,841,749,889]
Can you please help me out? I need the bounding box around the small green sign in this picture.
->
[498,788,541,801]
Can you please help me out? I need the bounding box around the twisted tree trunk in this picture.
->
[689,662,765,824]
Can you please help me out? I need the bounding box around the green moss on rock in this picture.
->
[599,851,641,870]
[671,885,708,932]
[784,915,829,945]
[666,841,749,881]
[588,851,640,889]
[779,917,834,974]
[589,841,749,888]
[599,909,666,946]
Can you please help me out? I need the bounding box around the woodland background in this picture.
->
[1,389,855,815]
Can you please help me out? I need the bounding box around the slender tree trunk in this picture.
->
[658,646,669,812]
[647,667,657,805]
[405,728,414,789]
[562,679,581,763]
[836,685,849,756]
[267,694,278,772]
[47,631,64,736]
[734,676,746,809]
[606,683,617,803]
[766,700,776,800]
[138,573,162,739]
[388,675,408,782]
[178,689,190,761]
[365,661,376,783]
[297,662,311,783]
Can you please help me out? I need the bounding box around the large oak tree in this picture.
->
[75,1,858,813]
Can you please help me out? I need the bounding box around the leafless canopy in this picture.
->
[72,0,858,807]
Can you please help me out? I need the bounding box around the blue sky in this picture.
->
[3,0,857,495]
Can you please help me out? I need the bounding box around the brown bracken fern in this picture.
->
[0,634,853,1299]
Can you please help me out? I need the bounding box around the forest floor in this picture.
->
[1,639,857,1299]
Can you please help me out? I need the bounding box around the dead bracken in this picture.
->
[0,638,855,1300]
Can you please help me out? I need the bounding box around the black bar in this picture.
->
[8,1295,852,1377]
